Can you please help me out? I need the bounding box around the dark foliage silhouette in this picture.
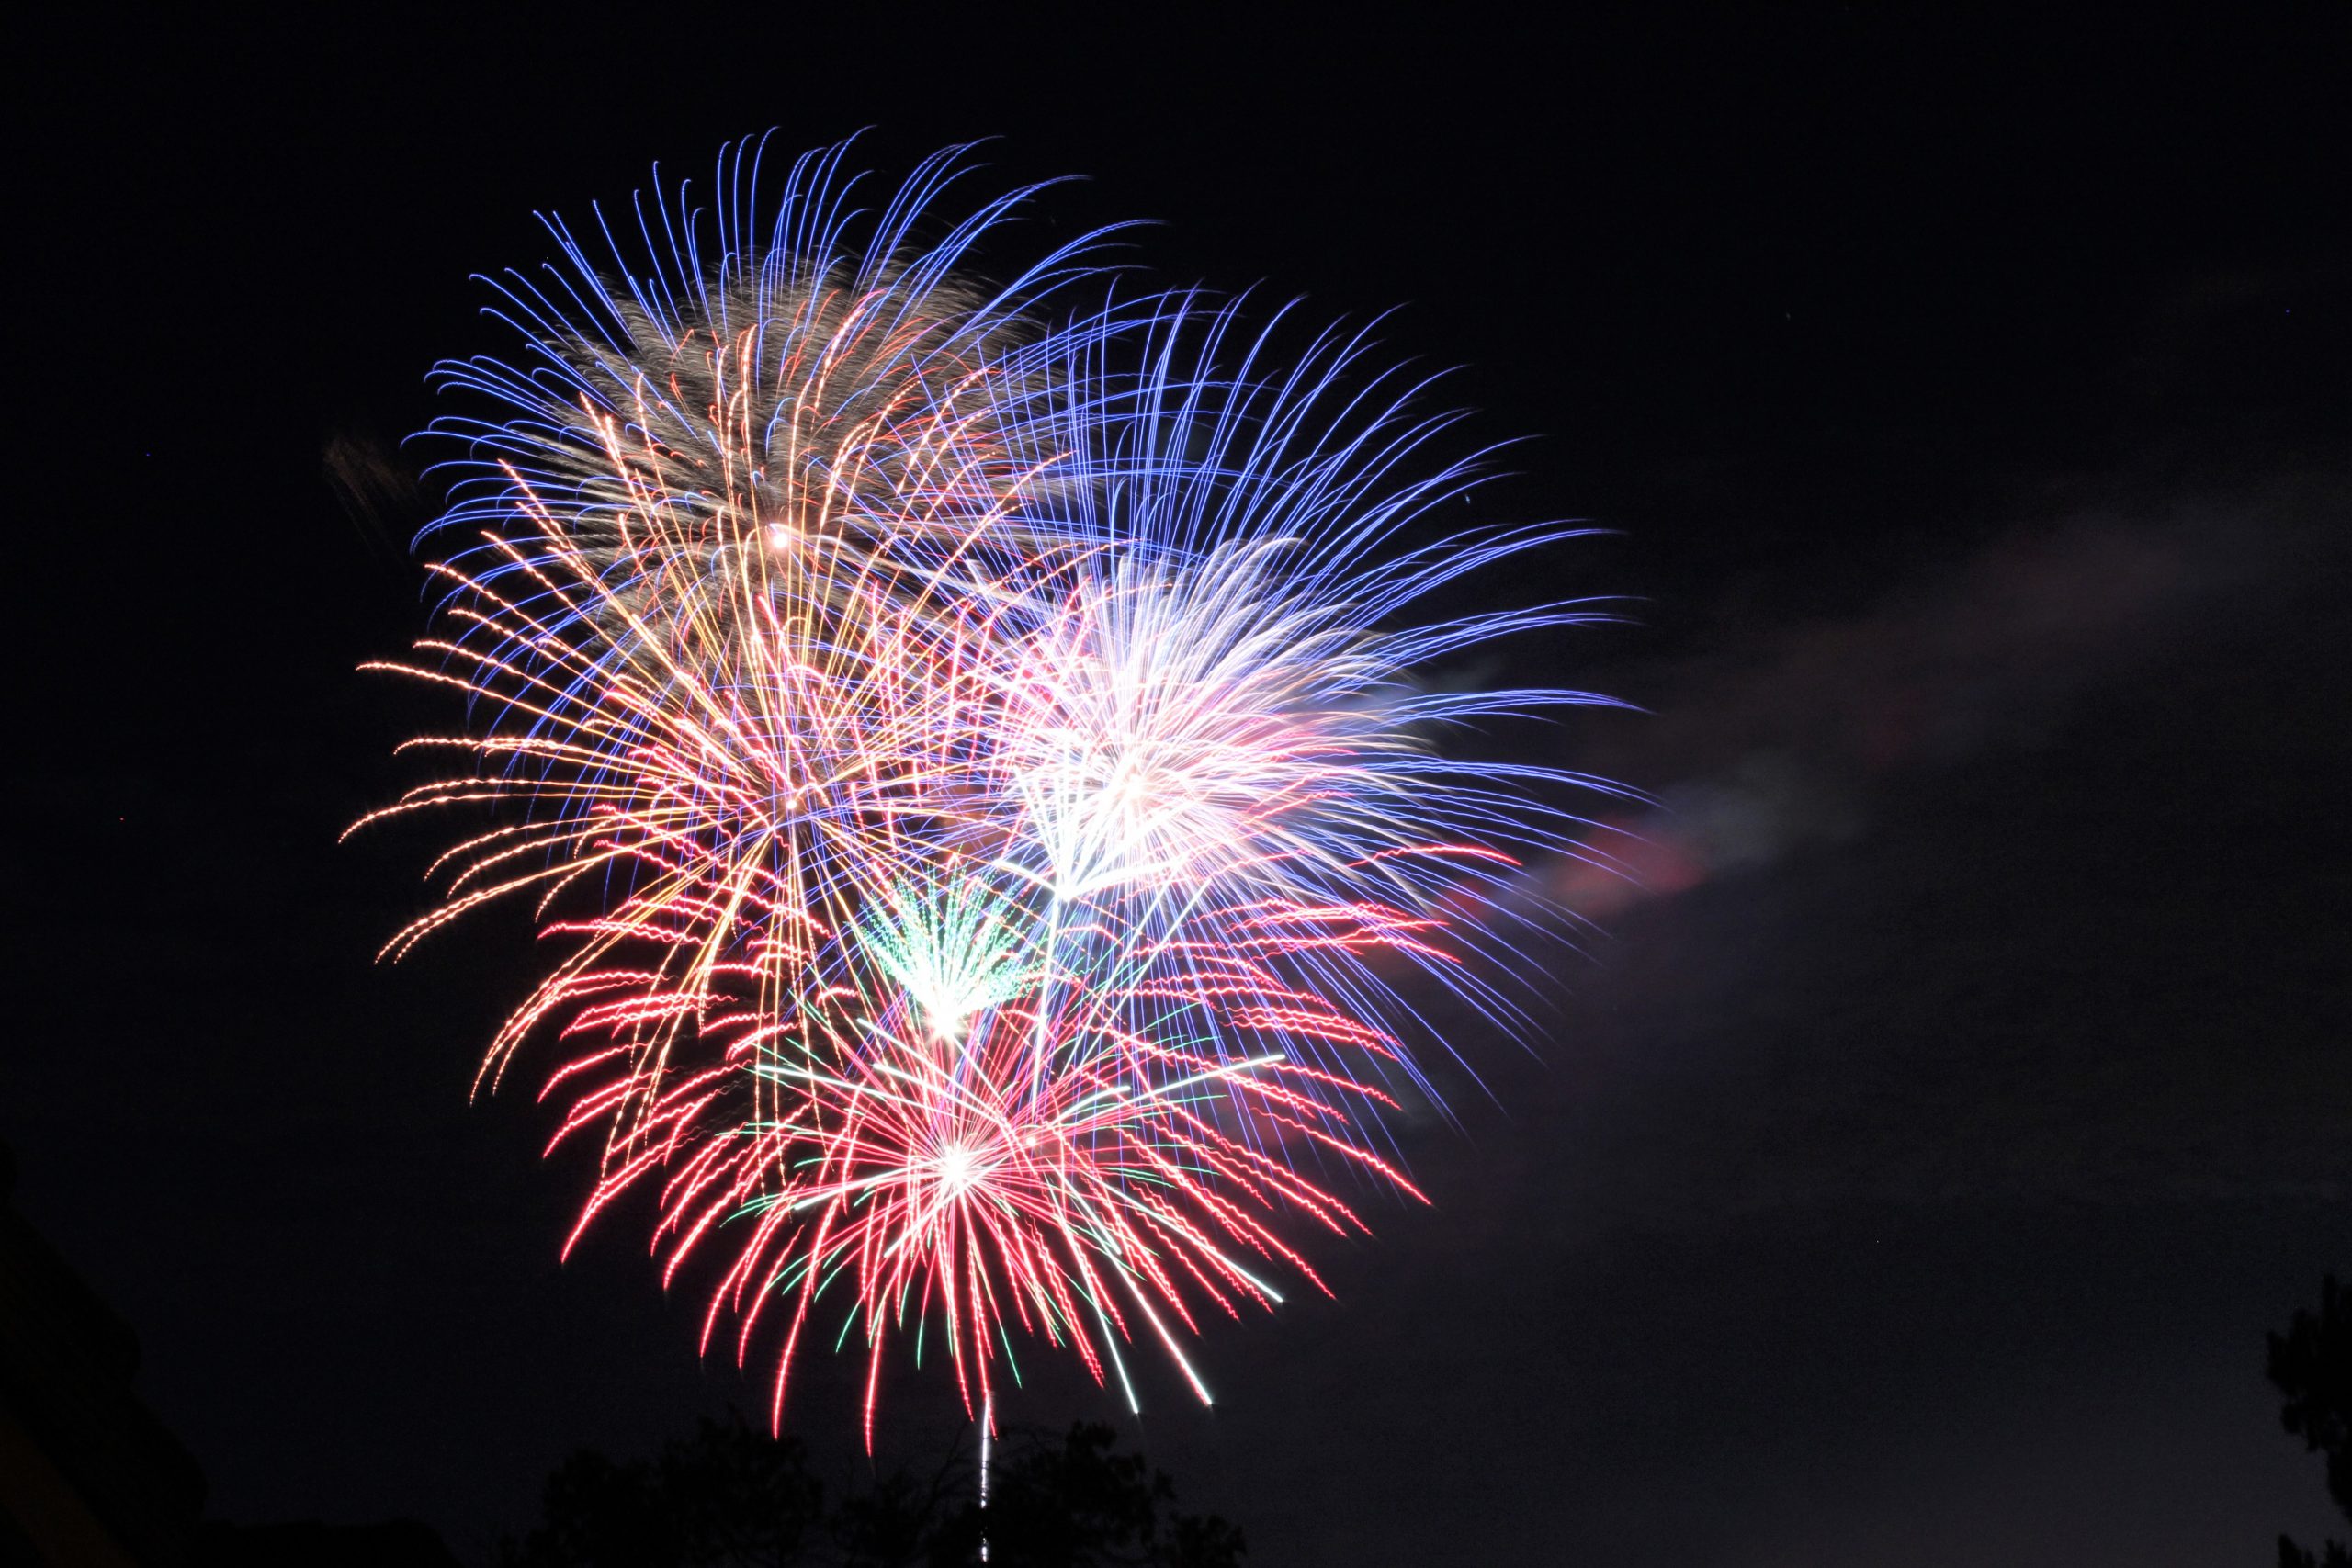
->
[191,1517,461,1566]
[926,1424,1244,1568]
[2272,1275,2351,1568]
[499,1416,1242,1567]
[831,1467,959,1568]
[502,1414,826,1568]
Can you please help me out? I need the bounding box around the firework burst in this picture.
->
[356,136,1622,1437]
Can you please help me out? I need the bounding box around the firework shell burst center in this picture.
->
[353,135,1625,1443]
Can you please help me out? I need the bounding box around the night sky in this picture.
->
[11,12,2349,1563]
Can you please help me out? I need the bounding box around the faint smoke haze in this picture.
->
[1552,468,2338,922]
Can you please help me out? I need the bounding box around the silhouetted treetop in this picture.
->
[927,1423,1244,1568]
[502,1414,825,1568]
[499,1415,1242,1568]
[2272,1274,2351,1568]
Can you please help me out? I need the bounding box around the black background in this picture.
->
[8,10,2348,1563]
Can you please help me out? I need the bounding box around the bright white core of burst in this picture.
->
[937,1142,979,1197]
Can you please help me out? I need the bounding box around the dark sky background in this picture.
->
[9,11,2349,1563]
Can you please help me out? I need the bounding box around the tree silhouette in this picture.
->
[2271,1274,2351,1568]
[832,1466,959,1568]
[502,1413,825,1568]
[926,1424,1244,1568]
[499,1416,1242,1568]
